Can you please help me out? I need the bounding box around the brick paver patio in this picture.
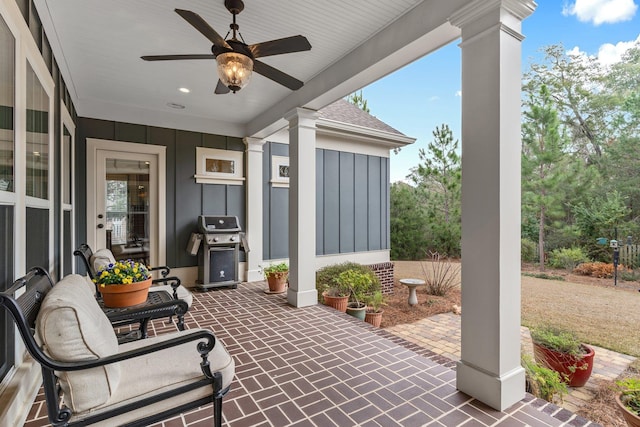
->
[24,282,610,426]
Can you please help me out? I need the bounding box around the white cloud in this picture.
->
[428,96,439,102]
[562,0,638,25]
[568,34,640,66]
[597,34,640,64]
[455,90,462,97]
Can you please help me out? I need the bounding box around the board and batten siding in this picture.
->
[263,142,390,260]
[76,118,246,269]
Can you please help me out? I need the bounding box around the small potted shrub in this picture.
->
[335,269,371,320]
[261,262,289,293]
[530,325,595,387]
[94,259,152,308]
[363,291,385,327]
[615,377,640,427]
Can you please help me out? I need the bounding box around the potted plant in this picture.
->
[363,291,385,327]
[530,325,595,387]
[615,377,640,427]
[316,262,381,313]
[94,259,152,308]
[334,269,371,320]
[261,262,289,293]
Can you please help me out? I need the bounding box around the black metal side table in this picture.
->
[98,290,188,343]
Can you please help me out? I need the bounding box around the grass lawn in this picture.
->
[393,260,640,357]
[521,275,640,357]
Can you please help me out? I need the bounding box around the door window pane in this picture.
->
[26,62,49,199]
[0,16,14,193]
[105,159,149,257]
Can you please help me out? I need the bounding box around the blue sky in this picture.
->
[363,0,640,183]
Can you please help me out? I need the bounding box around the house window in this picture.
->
[194,147,244,185]
[0,15,14,384]
[270,155,289,188]
[26,62,49,199]
[0,15,14,194]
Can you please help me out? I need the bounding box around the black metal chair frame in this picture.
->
[0,266,228,427]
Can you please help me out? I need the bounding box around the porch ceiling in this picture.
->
[34,0,464,138]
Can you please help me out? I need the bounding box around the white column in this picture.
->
[285,108,319,307]
[243,137,266,282]
[450,0,535,411]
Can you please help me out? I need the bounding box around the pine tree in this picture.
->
[522,85,571,270]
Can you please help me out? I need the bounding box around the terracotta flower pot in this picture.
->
[100,278,152,308]
[266,272,288,293]
[532,341,595,387]
[322,292,348,312]
[616,394,640,427]
[364,310,383,327]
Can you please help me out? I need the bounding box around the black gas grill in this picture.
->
[197,215,244,290]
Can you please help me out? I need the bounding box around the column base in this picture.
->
[287,288,318,308]
[456,360,525,411]
[245,269,263,283]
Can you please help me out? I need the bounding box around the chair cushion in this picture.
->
[71,331,235,425]
[36,274,120,413]
[90,248,116,275]
[151,284,194,307]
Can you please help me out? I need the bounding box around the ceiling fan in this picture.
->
[141,0,312,94]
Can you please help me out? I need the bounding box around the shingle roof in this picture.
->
[318,99,405,136]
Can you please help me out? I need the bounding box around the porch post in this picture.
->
[243,137,266,282]
[285,108,319,308]
[450,0,535,411]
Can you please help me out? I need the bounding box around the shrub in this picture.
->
[522,354,567,403]
[420,252,460,297]
[617,377,640,415]
[316,262,380,301]
[548,247,589,271]
[620,268,640,282]
[529,325,584,356]
[523,272,565,281]
[521,238,538,263]
[573,262,615,278]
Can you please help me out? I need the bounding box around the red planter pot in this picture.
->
[364,310,383,327]
[532,341,595,387]
[266,273,288,293]
[322,292,348,312]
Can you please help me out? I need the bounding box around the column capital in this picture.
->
[284,107,319,129]
[243,137,266,152]
[449,0,537,28]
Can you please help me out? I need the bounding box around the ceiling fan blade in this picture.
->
[215,80,231,94]
[141,54,215,61]
[249,35,311,59]
[175,9,231,50]
[253,60,304,91]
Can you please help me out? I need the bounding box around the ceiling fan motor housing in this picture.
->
[224,0,244,15]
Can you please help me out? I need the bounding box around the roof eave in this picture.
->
[317,118,416,149]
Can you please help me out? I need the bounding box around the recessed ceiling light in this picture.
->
[167,102,185,109]
[179,87,190,93]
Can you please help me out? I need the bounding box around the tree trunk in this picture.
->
[539,206,545,272]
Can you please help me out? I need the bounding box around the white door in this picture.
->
[87,139,166,267]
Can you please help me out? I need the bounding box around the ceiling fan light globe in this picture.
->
[216,52,253,92]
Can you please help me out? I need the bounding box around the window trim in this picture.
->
[193,147,245,185]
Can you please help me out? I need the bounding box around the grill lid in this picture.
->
[198,215,241,233]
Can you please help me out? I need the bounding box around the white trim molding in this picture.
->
[194,147,245,185]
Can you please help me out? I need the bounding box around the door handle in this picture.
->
[97,224,104,229]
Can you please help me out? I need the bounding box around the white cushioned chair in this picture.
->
[0,267,234,427]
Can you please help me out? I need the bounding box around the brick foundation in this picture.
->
[367,262,394,295]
